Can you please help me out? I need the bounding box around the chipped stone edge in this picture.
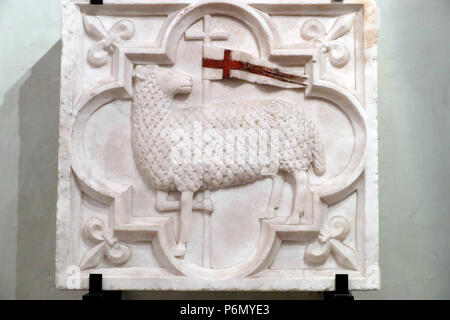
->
[362,0,380,290]
[56,0,79,290]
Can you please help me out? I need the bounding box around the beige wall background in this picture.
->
[0,0,449,300]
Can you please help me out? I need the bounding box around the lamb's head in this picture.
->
[133,65,193,98]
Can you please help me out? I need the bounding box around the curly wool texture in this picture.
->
[131,65,326,192]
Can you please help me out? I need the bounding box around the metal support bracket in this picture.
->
[82,274,122,301]
[324,274,355,301]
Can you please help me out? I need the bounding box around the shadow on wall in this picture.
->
[11,40,322,300]
[14,40,82,299]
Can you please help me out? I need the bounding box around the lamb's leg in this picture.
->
[262,174,284,218]
[285,172,308,225]
[194,192,214,213]
[173,190,194,257]
[156,190,213,213]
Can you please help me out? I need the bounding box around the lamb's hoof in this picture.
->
[284,215,300,225]
[173,244,186,257]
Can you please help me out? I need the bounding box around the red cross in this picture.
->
[203,49,242,79]
[202,49,306,85]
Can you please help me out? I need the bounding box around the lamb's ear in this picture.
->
[133,65,147,81]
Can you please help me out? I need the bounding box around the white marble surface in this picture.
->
[2,0,450,300]
[56,0,379,291]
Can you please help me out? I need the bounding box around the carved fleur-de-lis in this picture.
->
[83,15,135,67]
[80,217,131,270]
[304,216,358,270]
[301,14,355,68]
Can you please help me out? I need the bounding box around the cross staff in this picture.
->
[185,15,230,104]
[184,15,229,269]
[185,15,229,48]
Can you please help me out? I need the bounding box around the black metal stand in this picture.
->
[82,274,122,301]
[323,274,354,301]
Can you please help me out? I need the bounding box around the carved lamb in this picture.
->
[132,65,326,256]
